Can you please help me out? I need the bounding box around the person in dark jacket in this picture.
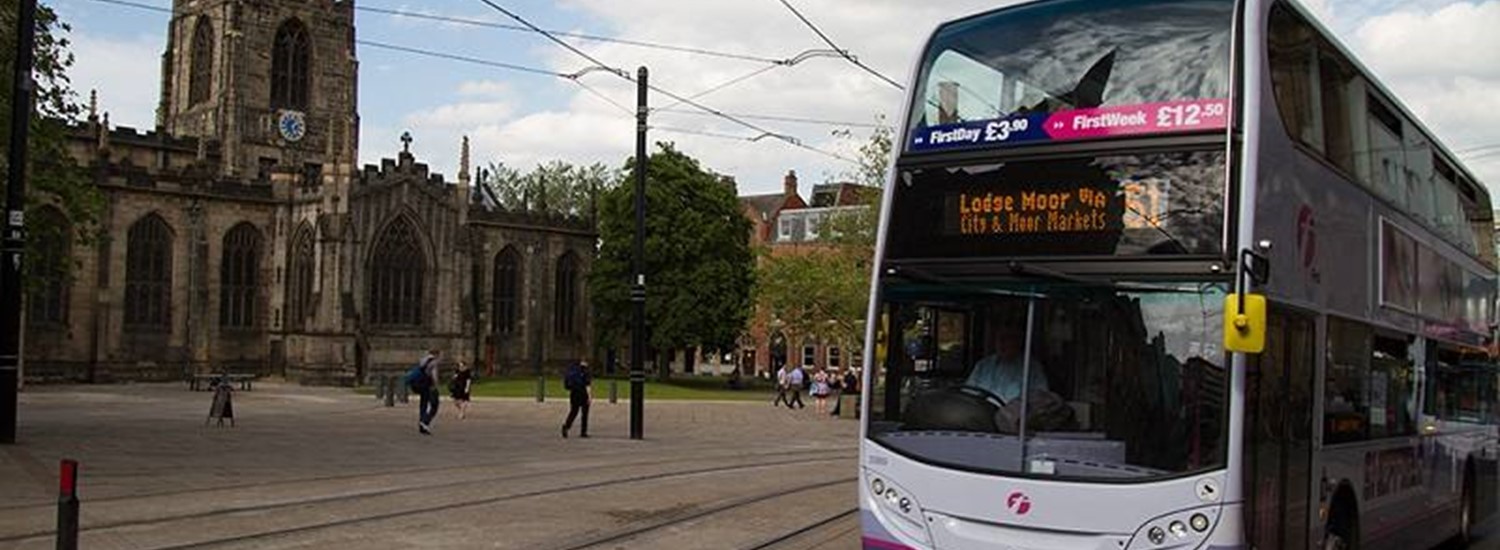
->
[561,360,592,438]
[414,348,441,435]
[449,361,473,420]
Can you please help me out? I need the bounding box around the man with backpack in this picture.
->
[561,360,592,438]
[406,348,441,435]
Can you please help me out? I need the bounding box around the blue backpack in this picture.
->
[563,367,586,391]
[405,361,431,390]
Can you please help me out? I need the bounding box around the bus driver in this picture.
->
[964,318,1049,403]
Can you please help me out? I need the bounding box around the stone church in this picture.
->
[24,0,595,384]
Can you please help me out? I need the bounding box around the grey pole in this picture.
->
[629,67,648,440]
[534,298,544,403]
[1,0,39,445]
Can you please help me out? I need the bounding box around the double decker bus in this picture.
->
[858,0,1500,548]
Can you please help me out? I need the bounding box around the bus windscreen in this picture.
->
[907,0,1234,153]
[885,150,1226,258]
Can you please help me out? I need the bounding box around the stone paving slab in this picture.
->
[0,382,860,549]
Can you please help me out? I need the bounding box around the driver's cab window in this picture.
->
[870,281,1228,479]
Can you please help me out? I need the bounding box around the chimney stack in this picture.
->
[783,170,798,199]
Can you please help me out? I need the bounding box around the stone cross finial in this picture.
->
[400,131,413,153]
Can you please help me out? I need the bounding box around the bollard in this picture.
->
[609,379,618,404]
[397,376,409,404]
[373,375,386,400]
[56,459,79,550]
[384,376,396,407]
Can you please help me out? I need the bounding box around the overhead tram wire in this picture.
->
[651,65,780,114]
[649,50,845,115]
[649,125,770,142]
[469,0,856,164]
[365,4,854,124]
[358,5,785,66]
[653,108,888,129]
[1457,143,1500,156]
[774,0,905,91]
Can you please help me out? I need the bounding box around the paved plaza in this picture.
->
[0,381,860,549]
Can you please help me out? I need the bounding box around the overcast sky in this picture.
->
[50,0,1500,197]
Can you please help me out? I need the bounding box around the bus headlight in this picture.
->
[1190,514,1210,532]
[864,472,930,546]
[1147,527,1166,545]
[1127,505,1220,549]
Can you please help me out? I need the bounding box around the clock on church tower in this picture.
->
[277,110,307,143]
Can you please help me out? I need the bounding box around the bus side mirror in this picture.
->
[1223,293,1266,354]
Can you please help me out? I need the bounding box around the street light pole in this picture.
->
[629,66,647,440]
[1,0,39,445]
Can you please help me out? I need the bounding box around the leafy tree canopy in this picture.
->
[0,3,105,290]
[478,160,613,218]
[590,143,754,361]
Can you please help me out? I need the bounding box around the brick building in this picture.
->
[23,0,594,384]
[739,170,877,377]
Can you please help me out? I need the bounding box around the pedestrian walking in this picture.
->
[773,363,793,407]
[561,360,592,438]
[449,361,474,420]
[787,364,806,409]
[811,368,831,415]
[407,348,441,435]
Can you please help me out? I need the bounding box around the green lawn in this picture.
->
[363,375,776,402]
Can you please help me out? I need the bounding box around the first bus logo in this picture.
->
[1006,491,1032,515]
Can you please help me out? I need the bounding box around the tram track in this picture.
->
[552,478,857,550]
[0,449,853,547]
[742,507,859,550]
[0,446,838,513]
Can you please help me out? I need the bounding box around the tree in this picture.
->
[754,118,893,357]
[836,114,894,191]
[478,160,611,218]
[590,143,754,377]
[0,3,104,291]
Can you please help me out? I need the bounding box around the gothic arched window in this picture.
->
[271,19,310,110]
[125,214,173,330]
[553,252,579,337]
[492,246,521,334]
[219,223,261,328]
[26,207,70,326]
[286,224,316,330]
[189,16,213,105]
[369,217,425,327]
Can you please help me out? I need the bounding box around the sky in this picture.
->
[46,0,1500,198]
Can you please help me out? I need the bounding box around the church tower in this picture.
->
[158,0,359,181]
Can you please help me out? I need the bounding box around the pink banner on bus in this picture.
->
[1042,98,1229,141]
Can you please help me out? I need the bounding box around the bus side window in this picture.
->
[1369,333,1417,438]
[1425,345,1499,424]
[1324,318,1371,444]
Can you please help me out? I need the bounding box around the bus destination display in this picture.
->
[910,98,1228,153]
[951,187,1115,236]
[884,150,1226,259]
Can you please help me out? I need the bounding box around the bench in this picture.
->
[188,373,257,391]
